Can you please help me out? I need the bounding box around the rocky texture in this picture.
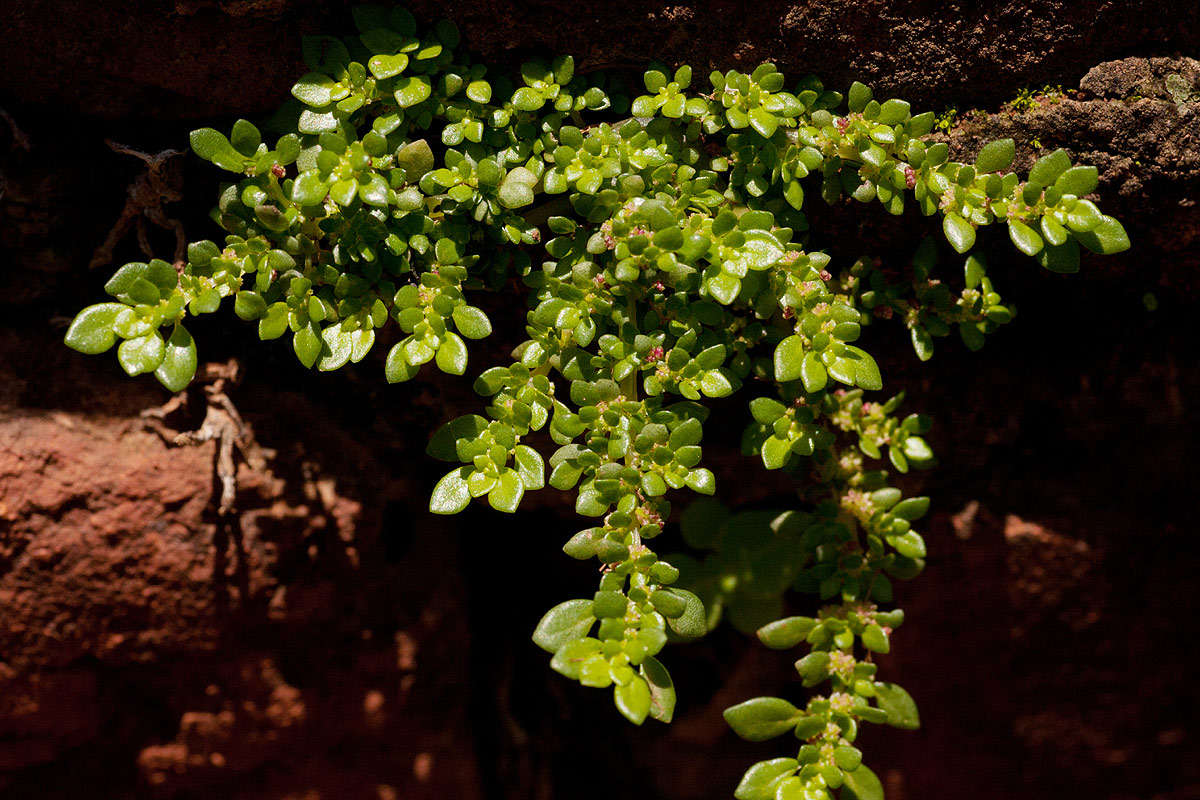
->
[933,56,1200,279]
[0,341,484,798]
[5,1,1200,119]
[1,2,1199,798]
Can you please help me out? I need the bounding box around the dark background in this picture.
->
[1,1,1198,798]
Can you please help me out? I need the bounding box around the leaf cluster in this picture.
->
[64,7,1130,798]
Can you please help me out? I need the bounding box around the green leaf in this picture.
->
[435,237,461,265]
[452,305,492,339]
[330,178,356,206]
[117,331,165,376]
[861,623,890,653]
[1036,239,1082,273]
[902,435,933,462]
[230,119,261,156]
[774,777,806,800]
[292,170,330,205]
[430,467,471,514]
[275,134,301,164]
[800,352,827,393]
[708,272,741,304]
[1008,220,1044,256]
[466,80,492,103]
[974,138,1015,173]
[724,697,801,742]
[143,260,178,292]
[532,599,596,652]
[1029,148,1072,186]
[841,765,884,800]
[943,213,975,254]
[631,95,659,118]
[367,53,408,79]
[104,262,149,298]
[1075,215,1130,254]
[685,468,716,495]
[427,414,489,461]
[892,496,930,520]
[514,444,545,490]
[850,348,882,391]
[699,369,736,398]
[315,325,353,373]
[511,86,543,111]
[191,288,222,316]
[298,109,337,135]
[907,111,935,136]
[756,616,817,650]
[761,436,792,470]
[774,335,805,382]
[488,468,524,513]
[258,303,289,340]
[964,255,986,288]
[614,676,652,725]
[291,72,347,106]
[877,98,910,125]
[795,651,830,684]
[64,302,124,354]
[784,179,805,210]
[386,7,417,36]
[749,397,787,423]
[890,530,926,559]
[1065,199,1103,233]
[650,588,686,618]
[127,277,160,305]
[735,758,798,800]
[638,464,668,492]
[593,590,627,618]
[910,325,934,361]
[394,75,432,107]
[834,746,863,772]
[189,128,247,171]
[653,226,684,251]
[498,170,536,209]
[665,589,706,641]
[641,656,676,723]
[234,291,268,321]
[358,173,390,207]
[1055,165,1098,197]
[873,682,921,729]
[395,139,435,180]
[669,418,703,450]
[154,325,197,392]
[749,107,779,138]
[742,231,785,269]
[435,332,468,375]
[385,342,420,383]
[644,69,667,93]
[550,637,599,679]
[293,324,322,369]
[847,82,872,113]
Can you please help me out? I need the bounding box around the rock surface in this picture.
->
[1,2,1198,798]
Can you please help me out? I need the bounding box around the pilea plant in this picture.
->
[64,6,1129,799]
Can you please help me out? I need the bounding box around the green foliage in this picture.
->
[64,6,1130,797]
[1004,84,1066,114]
